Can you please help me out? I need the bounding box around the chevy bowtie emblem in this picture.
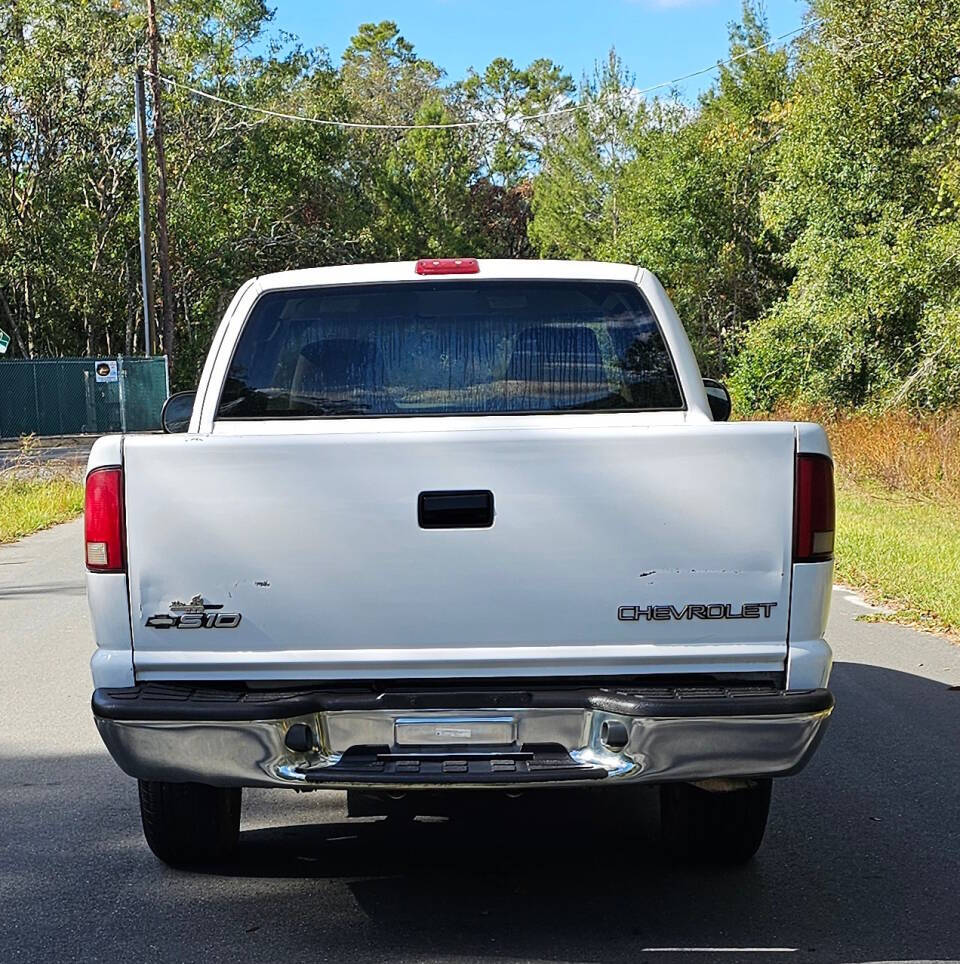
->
[146,594,241,629]
[169,594,223,614]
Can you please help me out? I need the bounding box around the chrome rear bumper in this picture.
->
[93,683,833,789]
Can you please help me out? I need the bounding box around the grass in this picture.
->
[836,482,960,638]
[827,409,960,503]
[759,404,960,503]
[0,435,84,544]
[0,475,84,544]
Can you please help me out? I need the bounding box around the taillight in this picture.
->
[415,257,479,275]
[85,466,125,572]
[794,453,835,563]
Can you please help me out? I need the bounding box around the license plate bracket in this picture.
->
[394,716,515,746]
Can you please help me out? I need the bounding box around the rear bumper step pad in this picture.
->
[297,744,607,785]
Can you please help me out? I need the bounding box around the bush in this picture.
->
[748,405,960,506]
[731,302,879,412]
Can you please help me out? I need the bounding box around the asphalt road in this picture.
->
[2,520,959,964]
[0,436,96,470]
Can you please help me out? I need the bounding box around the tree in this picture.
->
[3,0,959,415]
[0,0,141,357]
[460,57,573,187]
[529,52,638,261]
[733,0,960,409]
[531,5,792,374]
[340,20,443,125]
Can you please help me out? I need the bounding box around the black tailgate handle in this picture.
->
[418,490,494,529]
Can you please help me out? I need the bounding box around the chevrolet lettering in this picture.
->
[618,602,778,621]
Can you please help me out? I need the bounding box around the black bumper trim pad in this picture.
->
[93,681,833,722]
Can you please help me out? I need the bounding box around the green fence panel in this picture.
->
[0,363,36,437]
[0,357,169,438]
[120,357,170,432]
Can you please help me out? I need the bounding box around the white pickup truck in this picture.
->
[86,259,835,867]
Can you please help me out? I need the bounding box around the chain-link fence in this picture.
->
[0,356,169,438]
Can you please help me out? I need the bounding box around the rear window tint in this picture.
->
[217,280,683,418]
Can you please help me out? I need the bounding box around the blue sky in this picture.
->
[267,0,810,101]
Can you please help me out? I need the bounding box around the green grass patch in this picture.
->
[0,476,84,544]
[836,482,960,638]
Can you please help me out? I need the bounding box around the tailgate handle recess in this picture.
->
[418,490,494,529]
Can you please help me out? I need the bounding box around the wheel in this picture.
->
[659,779,772,864]
[138,780,241,866]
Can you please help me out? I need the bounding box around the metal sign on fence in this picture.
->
[0,329,10,354]
[95,360,119,383]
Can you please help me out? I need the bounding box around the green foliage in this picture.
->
[734,0,960,409]
[529,52,638,262]
[532,7,792,375]
[460,57,573,187]
[533,0,960,403]
[0,0,142,357]
[340,20,442,125]
[1,0,958,409]
[0,7,565,387]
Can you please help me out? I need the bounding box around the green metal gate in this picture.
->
[0,356,170,438]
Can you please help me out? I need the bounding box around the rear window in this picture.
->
[217,280,683,418]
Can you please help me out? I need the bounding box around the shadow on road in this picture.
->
[0,580,85,598]
[1,661,958,963]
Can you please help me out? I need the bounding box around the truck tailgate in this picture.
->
[124,420,796,681]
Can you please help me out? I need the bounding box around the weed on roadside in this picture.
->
[0,435,84,543]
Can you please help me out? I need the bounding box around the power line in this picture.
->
[148,17,822,132]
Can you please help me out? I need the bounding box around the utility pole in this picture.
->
[146,0,175,374]
[134,66,156,357]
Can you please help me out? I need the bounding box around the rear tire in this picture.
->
[138,780,241,867]
[660,779,772,864]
